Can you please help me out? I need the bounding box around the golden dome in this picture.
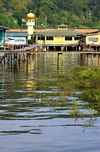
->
[27,11,35,19]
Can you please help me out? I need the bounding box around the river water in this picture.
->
[0,52,100,152]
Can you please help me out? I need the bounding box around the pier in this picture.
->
[1,42,100,65]
[0,43,81,52]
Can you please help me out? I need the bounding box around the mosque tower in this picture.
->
[26,11,35,40]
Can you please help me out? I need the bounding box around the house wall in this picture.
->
[5,37,27,45]
[37,35,80,45]
[86,34,100,45]
[0,30,5,44]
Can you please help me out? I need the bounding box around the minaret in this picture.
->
[26,11,35,40]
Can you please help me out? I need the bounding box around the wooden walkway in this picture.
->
[0,43,100,53]
[0,42,100,66]
[0,44,42,52]
[0,43,100,64]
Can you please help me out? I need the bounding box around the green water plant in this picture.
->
[54,66,100,111]
[70,66,100,88]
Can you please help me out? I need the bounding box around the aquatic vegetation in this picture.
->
[37,66,100,103]
[71,66,100,88]
[53,66,100,112]
[69,99,81,117]
[29,66,100,119]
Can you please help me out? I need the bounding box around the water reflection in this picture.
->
[0,52,100,152]
[80,53,100,67]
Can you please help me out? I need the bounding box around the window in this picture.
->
[46,36,53,40]
[74,37,81,40]
[60,27,66,29]
[65,37,72,41]
[38,36,45,40]
[88,37,98,42]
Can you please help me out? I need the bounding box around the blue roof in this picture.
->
[0,26,10,30]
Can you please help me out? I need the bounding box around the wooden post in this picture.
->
[4,54,8,63]
[43,45,46,51]
[47,45,49,51]
[57,53,63,71]
[34,46,37,51]
[54,46,56,51]
[65,46,68,51]
[61,46,64,51]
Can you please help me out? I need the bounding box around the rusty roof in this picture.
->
[7,28,98,35]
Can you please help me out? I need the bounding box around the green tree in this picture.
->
[0,0,100,29]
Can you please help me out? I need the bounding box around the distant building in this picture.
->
[34,24,85,45]
[6,31,28,45]
[80,30,100,45]
[6,24,98,48]
[0,26,9,45]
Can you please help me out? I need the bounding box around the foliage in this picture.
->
[36,66,100,116]
[0,0,100,29]
[0,14,20,28]
[72,66,100,88]
[56,66,100,106]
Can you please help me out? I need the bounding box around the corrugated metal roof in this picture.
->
[6,32,29,37]
[7,28,98,34]
[0,26,10,30]
[74,29,98,33]
[35,29,85,36]
[56,24,69,27]
[6,28,99,37]
[83,30,100,36]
